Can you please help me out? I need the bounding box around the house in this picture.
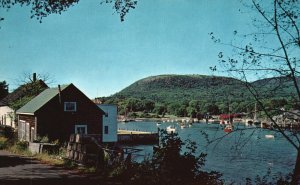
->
[272,109,300,128]
[97,104,118,143]
[16,84,104,142]
[0,75,48,128]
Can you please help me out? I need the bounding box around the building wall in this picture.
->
[34,85,103,142]
[18,114,36,141]
[98,104,118,143]
[0,106,15,128]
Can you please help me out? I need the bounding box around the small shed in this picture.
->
[16,84,104,142]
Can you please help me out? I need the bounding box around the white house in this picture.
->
[0,105,14,127]
[98,104,118,143]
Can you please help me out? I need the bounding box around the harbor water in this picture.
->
[118,121,297,183]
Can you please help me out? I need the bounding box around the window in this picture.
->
[64,102,77,112]
[75,125,87,134]
[104,126,109,134]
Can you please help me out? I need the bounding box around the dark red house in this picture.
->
[16,84,104,142]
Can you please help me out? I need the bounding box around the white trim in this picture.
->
[16,112,34,115]
[74,124,87,134]
[64,102,77,112]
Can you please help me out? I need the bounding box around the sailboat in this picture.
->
[253,103,261,126]
[224,101,234,133]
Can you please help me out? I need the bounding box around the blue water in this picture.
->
[118,121,297,183]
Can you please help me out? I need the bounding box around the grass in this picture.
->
[35,153,65,166]
[3,139,98,175]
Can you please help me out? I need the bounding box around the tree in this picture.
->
[212,0,300,183]
[9,73,49,110]
[0,81,8,100]
[0,0,137,24]
[187,100,201,118]
[117,131,223,185]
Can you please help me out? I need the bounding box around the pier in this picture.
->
[117,129,159,144]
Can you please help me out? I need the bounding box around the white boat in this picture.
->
[265,134,275,139]
[166,125,176,133]
[180,124,188,129]
[156,122,162,126]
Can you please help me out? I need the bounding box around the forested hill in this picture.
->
[111,74,246,104]
[102,74,297,116]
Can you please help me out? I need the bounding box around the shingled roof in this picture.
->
[16,84,69,115]
[0,80,48,107]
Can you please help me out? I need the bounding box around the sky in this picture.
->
[0,0,256,98]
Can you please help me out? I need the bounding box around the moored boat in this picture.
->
[224,125,233,133]
[265,134,275,139]
[166,125,176,133]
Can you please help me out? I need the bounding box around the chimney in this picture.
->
[58,85,61,104]
[33,73,37,82]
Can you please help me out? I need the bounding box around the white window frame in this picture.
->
[75,124,87,134]
[64,102,77,112]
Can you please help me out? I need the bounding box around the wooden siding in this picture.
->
[32,84,103,142]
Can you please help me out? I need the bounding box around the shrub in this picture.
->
[16,140,29,151]
[0,137,8,149]
[105,131,224,185]
[0,125,15,139]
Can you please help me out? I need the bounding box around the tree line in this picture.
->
[102,96,294,118]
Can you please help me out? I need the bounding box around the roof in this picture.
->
[16,84,70,115]
[0,80,48,106]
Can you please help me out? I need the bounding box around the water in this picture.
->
[118,121,297,183]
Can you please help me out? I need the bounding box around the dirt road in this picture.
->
[0,150,101,185]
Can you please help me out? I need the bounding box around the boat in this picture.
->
[166,125,176,133]
[220,120,225,125]
[265,134,275,139]
[156,122,162,126]
[180,123,188,129]
[224,125,233,133]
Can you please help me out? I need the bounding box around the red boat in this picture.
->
[224,125,233,133]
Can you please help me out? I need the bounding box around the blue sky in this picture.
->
[0,0,255,98]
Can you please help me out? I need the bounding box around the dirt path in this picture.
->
[0,150,101,185]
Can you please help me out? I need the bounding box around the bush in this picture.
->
[0,137,8,149]
[16,141,29,151]
[105,131,223,185]
[34,135,49,143]
[0,125,15,139]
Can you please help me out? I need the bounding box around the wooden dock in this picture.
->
[117,129,159,144]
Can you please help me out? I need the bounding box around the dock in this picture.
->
[117,129,159,144]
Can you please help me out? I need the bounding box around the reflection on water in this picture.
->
[118,121,296,183]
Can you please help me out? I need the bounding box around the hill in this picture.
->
[103,74,298,116]
[111,75,247,103]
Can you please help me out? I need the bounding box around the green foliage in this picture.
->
[104,75,295,117]
[9,80,48,110]
[15,140,29,151]
[245,170,291,185]
[0,137,8,149]
[0,80,8,100]
[34,135,50,143]
[107,131,223,185]
[0,125,15,139]
[9,95,34,111]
